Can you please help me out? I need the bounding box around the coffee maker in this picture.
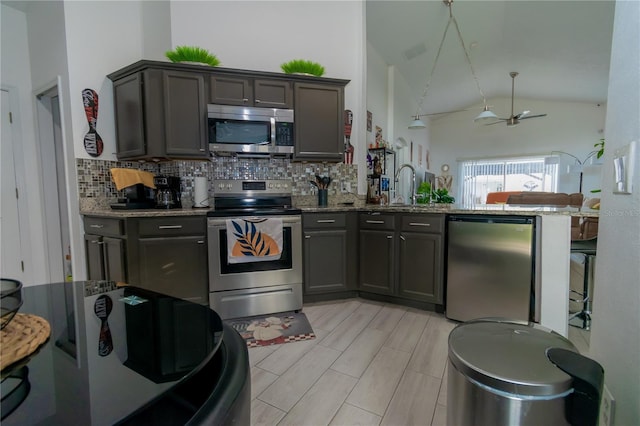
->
[154,176,182,209]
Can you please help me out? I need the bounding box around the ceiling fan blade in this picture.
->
[519,114,547,120]
[515,110,530,119]
[484,120,506,126]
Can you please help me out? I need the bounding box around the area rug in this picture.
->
[226,312,315,348]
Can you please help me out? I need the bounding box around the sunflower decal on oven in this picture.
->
[227,218,283,263]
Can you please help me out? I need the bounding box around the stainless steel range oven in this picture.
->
[207,180,302,319]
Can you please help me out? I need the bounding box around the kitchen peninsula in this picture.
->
[81,202,598,338]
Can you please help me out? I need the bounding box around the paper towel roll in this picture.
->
[193,177,209,208]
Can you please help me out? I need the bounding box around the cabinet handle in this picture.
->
[158,225,183,229]
[255,99,261,103]
[305,235,311,239]
[199,148,205,152]
[317,219,335,223]
[197,240,205,244]
[400,235,406,241]
[90,224,104,229]
[366,220,385,224]
[242,98,249,102]
[409,222,431,227]
[91,240,105,245]
[386,235,393,239]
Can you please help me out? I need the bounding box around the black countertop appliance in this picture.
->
[111,183,156,210]
[154,176,182,209]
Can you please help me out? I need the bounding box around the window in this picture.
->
[457,156,558,206]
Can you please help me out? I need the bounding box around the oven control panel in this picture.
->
[213,180,291,196]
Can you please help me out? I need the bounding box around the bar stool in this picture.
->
[569,238,597,330]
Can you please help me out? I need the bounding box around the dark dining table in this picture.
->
[0,281,250,425]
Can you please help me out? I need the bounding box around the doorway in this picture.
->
[36,84,71,282]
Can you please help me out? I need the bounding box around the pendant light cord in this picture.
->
[414,0,489,116]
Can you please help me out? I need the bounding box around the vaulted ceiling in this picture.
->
[366,0,615,115]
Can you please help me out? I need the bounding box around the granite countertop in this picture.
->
[80,194,599,218]
[80,203,599,218]
[300,203,600,217]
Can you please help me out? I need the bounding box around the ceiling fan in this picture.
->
[486,72,547,127]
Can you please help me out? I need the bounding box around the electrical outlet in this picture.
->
[342,182,352,193]
[600,384,615,426]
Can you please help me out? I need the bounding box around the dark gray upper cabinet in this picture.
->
[294,82,345,162]
[109,66,207,161]
[209,76,293,108]
[109,60,349,162]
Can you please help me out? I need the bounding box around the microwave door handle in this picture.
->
[270,117,276,146]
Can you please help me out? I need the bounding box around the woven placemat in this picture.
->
[1,313,51,372]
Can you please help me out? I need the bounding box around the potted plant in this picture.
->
[416,182,455,204]
[165,46,220,67]
[280,59,325,76]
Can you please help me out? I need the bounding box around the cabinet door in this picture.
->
[163,71,207,157]
[209,76,252,106]
[398,232,443,303]
[294,82,344,161]
[137,236,208,304]
[254,79,293,108]
[113,73,146,159]
[85,234,106,280]
[103,236,126,283]
[304,229,347,294]
[359,230,394,295]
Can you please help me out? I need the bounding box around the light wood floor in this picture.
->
[248,298,456,426]
[247,298,590,426]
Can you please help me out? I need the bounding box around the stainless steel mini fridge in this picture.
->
[446,215,537,322]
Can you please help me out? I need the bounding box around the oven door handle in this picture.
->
[207,216,301,226]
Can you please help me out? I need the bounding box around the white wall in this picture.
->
[366,41,389,149]
[169,1,366,186]
[589,1,640,424]
[1,4,46,285]
[367,42,430,201]
[64,1,145,162]
[429,98,606,197]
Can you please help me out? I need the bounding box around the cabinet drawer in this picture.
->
[400,214,444,233]
[359,213,395,230]
[137,217,205,237]
[84,217,124,237]
[303,213,346,229]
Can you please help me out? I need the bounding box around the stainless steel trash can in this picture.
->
[448,319,604,426]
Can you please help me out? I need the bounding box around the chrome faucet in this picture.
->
[395,163,417,205]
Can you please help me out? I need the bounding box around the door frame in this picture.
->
[33,77,83,283]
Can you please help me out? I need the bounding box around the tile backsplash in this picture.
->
[77,157,358,205]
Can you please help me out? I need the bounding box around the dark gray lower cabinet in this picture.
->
[302,212,356,295]
[131,217,208,305]
[83,215,208,305]
[358,213,444,305]
[358,213,396,295]
[136,235,208,304]
[84,217,127,282]
[398,232,442,303]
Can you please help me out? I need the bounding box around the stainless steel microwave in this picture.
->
[208,104,294,155]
